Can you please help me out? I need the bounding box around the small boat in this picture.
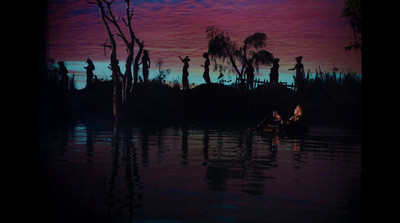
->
[258,122,308,136]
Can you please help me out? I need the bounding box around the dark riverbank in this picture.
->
[39,74,361,129]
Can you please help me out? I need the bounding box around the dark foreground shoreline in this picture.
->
[39,79,361,129]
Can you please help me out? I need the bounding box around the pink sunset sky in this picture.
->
[47,0,361,88]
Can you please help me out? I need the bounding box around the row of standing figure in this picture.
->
[246,56,304,90]
[51,50,151,90]
[48,59,92,90]
[49,51,150,90]
[84,52,208,90]
[179,52,211,90]
[180,53,304,90]
[46,60,69,90]
[54,53,303,91]
[81,50,151,89]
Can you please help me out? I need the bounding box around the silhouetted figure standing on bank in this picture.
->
[141,50,151,83]
[57,61,69,90]
[84,58,95,89]
[246,60,255,90]
[201,52,211,84]
[269,58,280,84]
[289,56,304,86]
[179,55,190,90]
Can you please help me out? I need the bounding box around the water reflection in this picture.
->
[102,125,148,222]
[44,122,361,223]
[202,128,209,165]
[181,125,188,165]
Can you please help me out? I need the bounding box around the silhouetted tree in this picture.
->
[206,26,274,81]
[341,0,362,51]
[88,0,144,122]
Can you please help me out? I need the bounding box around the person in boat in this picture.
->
[251,110,282,132]
[282,105,306,132]
[251,105,306,133]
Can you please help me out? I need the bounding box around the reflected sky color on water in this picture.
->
[43,122,361,223]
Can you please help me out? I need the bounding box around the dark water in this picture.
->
[41,121,361,223]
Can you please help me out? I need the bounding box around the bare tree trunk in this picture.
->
[224,44,241,78]
[125,45,133,96]
[89,0,143,121]
[133,39,144,87]
[110,47,121,122]
[123,0,135,93]
[89,0,122,122]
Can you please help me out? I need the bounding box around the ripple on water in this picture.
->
[43,122,361,223]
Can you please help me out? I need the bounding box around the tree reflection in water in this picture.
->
[44,122,360,223]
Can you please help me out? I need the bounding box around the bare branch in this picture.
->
[87,1,98,5]
[102,0,129,47]
[121,17,128,27]
[103,13,114,23]
[116,33,124,39]
[102,0,115,5]
[135,38,144,48]
[124,1,135,43]
[129,9,134,20]
[126,0,134,20]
